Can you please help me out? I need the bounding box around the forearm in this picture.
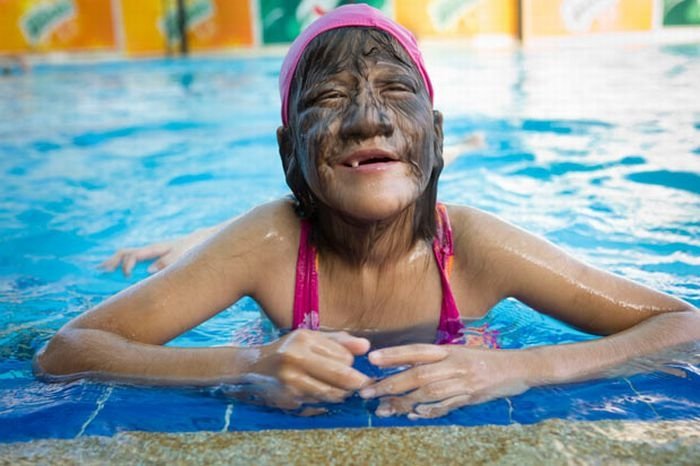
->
[524,309,700,385]
[35,327,255,386]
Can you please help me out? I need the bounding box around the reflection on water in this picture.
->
[0,43,699,441]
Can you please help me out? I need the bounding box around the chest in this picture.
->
[316,258,445,331]
[257,250,496,332]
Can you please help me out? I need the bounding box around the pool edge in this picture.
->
[1,419,699,465]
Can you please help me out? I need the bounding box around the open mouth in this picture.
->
[340,149,399,169]
[344,157,397,168]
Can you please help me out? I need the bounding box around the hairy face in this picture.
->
[283,28,440,223]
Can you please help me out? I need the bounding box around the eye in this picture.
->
[315,90,345,104]
[381,82,414,95]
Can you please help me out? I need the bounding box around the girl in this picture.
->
[36,4,699,420]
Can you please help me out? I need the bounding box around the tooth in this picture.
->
[351,161,359,168]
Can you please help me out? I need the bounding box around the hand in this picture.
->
[359,344,531,419]
[229,330,371,412]
[100,227,216,277]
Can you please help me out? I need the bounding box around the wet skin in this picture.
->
[279,30,442,238]
[36,29,700,420]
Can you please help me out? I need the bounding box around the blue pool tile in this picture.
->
[509,378,659,424]
[0,382,110,442]
[623,370,700,421]
[228,395,370,431]
[82,386,228,436]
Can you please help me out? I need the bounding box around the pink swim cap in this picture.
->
[278,3,434,125]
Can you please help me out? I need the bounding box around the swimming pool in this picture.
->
[1,42,699,443]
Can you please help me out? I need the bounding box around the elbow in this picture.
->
[33,328,88,379]
[651,307,700,342]
[678,307,700,339]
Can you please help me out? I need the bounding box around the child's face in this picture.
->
[289,33,438,222]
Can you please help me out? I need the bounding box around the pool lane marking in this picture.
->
[623,377,660,419]
[222,403,234,432]
[77,386,113,437]
[505,397,515,423]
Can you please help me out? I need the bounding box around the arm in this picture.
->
[39,207,267,381]
[478,207,699,381]
[360,206,699,418]
[37,201,371,409]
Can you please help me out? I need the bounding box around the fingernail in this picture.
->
[376,406,394,417]
[359,388,375,399]
[415,405,431,415]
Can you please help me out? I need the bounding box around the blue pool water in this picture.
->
[1,43,699,442]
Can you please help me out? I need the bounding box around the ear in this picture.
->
[433,110,444,159]
[277,126,293,173]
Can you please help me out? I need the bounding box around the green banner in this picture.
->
[260,0,389,44]
[663,0,700,26]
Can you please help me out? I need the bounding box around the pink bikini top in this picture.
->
[292,203,465,344]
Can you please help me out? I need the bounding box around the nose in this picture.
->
[339,93,394,141]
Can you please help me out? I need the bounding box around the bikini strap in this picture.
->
[292,219,320,330]
[433,203,465,344]
[292,205,464,342]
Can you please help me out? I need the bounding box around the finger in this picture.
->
[131,244,171,262]
[375,379,470,416]
[313,333,370,363]
[368,344,448,367]
[277,331,371,390]
[99,250,129,271]
[280,369,353,403]
[360,363,451,399]
[375,395,418,417]
[298,406,328,417]
[302,354,371,391]
[409,393,477,420]
[282,330,356,365]
[375,397,401,417]
[121,254,137,277]
[102,245,170,272]
[157,250,180,267]
[324,331,370,356]
[148,258,168,273]
[107,245,172,276]
[401,377,471,405]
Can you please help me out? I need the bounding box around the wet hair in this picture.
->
[281,27,444,247]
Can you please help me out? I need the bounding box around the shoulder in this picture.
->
[227,197,299,233]
[444,203,583,296]
[444,204,521,248]
[443,204,540,291]
[445,203,560,260]
[175,198,300,297]
[215,198,300,260]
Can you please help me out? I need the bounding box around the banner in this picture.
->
[521,0,654,38]
[259,0,389,44]
[394,0,518,38]
[120,0,254,55]
[0,0,116,53]
[663,0,700,26]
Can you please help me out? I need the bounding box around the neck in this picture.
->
[313,205,423,267]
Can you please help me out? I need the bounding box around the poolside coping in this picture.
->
[1,419,699,465]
